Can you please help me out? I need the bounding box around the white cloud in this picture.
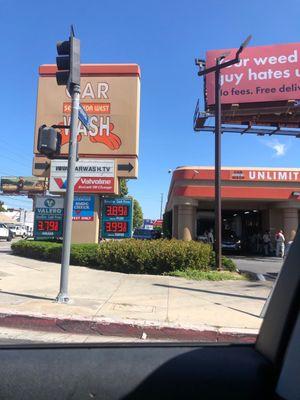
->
[265,139,288,157]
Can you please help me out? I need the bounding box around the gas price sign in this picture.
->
[101,198,133,239]
[34,196,64,240]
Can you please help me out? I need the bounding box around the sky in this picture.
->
[1,0,300,218]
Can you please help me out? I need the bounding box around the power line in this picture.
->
[0,154,31,169]
[0,144,32,162]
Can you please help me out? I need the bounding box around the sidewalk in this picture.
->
[0,251,272,341]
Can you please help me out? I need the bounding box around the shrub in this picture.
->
[221,256,237,272]
[11,239,236,275]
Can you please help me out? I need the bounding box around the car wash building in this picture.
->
[165,166,300,244]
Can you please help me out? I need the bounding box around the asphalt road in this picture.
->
[230,255,283,280]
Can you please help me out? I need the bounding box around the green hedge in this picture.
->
[11,239,236,274]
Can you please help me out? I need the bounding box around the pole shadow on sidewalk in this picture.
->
[153,284,267,301]
[0,290,54,301]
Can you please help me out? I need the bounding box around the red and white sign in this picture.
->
[206,42,300,105]
[49,159,115,193]
[153,219,163,228]
[229,169,300,182]
[173,167,300,183]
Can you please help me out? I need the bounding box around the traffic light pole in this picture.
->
[214,61,222,271]
[195,35,251,271]
[56,84,80,303]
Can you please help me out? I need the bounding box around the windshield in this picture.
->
[0,1,290,347]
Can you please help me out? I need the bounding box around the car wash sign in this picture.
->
[49,159,116,194]
[34,65,140,159]
[34,196,64,240]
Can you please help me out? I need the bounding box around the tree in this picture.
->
[133,199,143,229]
[0,201,6,212]
[119,178,128,197]
[118,179,143,229]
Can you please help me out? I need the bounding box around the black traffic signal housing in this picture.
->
[56,34,80,93]
[37,125,62,159]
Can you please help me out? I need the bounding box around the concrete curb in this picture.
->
[0,311,258,343]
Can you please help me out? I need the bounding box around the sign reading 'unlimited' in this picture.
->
[229,169,300,182]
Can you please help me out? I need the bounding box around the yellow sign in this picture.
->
[33,64,140,174]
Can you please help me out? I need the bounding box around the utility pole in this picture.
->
[160,193,164,219]
[214,61,222,271]
[196,35,251,270]
[55,27,81,303]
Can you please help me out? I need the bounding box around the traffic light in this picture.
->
[37,125,62,158]
[56,34,80,93]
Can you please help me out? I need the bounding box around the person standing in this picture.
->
[263,230,271,256]
[208,228,214,244]
[276,230,285,258]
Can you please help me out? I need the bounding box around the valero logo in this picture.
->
[44,198,55,208]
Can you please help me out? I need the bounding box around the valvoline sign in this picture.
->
[49,159,116,194]
[206,42,300,105]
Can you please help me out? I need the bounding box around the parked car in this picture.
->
[133,228,161,240]
[7,224,27,238]
[222,231,242,252]
[0,223,13,241]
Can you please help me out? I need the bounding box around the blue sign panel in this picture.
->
[78,104,91,130]
[101,197,133,239]
[73,195,95,221]
[34,196,64,240]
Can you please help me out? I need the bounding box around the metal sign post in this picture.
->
[195,35,251,270]
[56,84,80,303]
[214,62,222,270]
[55,26,81,303]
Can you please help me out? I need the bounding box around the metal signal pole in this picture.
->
[196,35,251,270]
[55,27,81,303]
[56,84,80,303]
[214,61,222,270]
[160,193,164,219]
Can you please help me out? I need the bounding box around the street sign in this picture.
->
[49,158,116,194]
[78,103,91,130]
[33,155,138,179]
[101,197,133,239]
[34,196,64,240]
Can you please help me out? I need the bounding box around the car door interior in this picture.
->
[0,230,299,399]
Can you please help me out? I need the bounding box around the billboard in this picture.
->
[34,196,64,240]
[49,159,116,194]
[101,197,133,239]
[33,64,140,177]
[1,176,47,194]
[205,43,300,125]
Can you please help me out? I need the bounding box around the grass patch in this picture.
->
[167,268,245,281]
